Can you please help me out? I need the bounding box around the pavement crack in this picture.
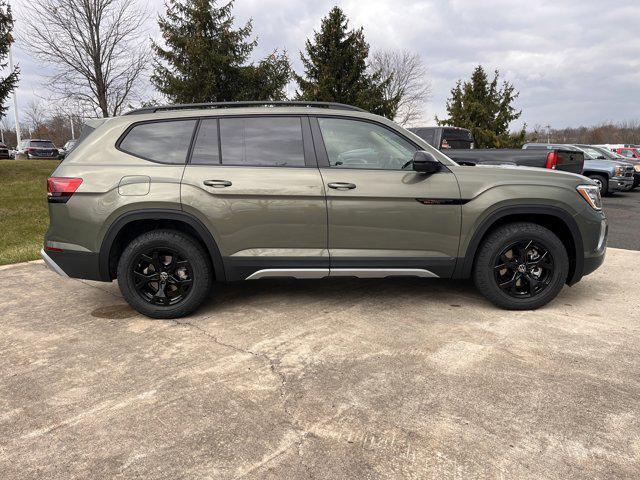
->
[170,319,319,476]
[171,319,289,407]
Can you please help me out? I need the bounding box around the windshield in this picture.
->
[588,146,619,159]
[31,140,55,148]
[580,147,606,159]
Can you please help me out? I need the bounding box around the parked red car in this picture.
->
[614,147,640,159]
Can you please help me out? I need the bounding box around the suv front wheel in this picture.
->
[117,230,213,319]
[473,222,569,310]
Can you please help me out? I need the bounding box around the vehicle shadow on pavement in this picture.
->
[85,274,599,321]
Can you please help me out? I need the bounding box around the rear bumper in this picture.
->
[40,249,69,277]
[40,248,103,281]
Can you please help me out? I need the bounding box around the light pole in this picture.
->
[546,124,551,144]
[8,40,20,146]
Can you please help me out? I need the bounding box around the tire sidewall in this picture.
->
[474,225,569,310]
[588,174,608,196]
[118,231,211,318]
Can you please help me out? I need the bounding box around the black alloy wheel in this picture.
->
[472,222,569,310]
[132,249,193,306]
[117,230,213,319]
[493,240,554,298]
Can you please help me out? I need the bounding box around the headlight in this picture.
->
[577,185,602,210]
[614,166,624,176]
[634,164,640,173]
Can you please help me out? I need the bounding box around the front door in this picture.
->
[181,115,328,280]
[312,116,461,278]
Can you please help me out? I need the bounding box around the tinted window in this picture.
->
[441,128,473,149]
[220,117,305,167]
[191,119,219,164]
[410,128,436,146]
[318,118,417,170]
[31,140,55,148]
[120,120,196,164]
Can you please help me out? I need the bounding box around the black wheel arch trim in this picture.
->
[98,209,226,282]
[454,204,584,285]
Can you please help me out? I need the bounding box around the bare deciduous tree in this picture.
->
[24,98,47,133]
[370,49,431,126]
[526,120,640,144]
[21,0,149,117]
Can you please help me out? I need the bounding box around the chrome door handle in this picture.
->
[203,179,232,188]
[328,182,356,190]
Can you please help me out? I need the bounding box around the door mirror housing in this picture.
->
[412,151,441,174]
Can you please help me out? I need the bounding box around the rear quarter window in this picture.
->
[119,120,197,164]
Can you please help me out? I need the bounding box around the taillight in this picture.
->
[47,177,82,203]
[25,147,34,153]
[546,151,558,169]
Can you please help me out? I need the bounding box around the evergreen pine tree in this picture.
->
[437,66,525,148]
[294,6,397,118]
[152,0,290,103]
[0,1,19,118]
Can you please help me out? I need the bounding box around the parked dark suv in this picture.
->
[0,142,11,159]
[16,139,59,160]
[42,102,607,318]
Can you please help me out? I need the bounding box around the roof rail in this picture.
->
[124,101,366,115]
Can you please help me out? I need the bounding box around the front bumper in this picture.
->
[582,218,607,278]
[610,176,634,191]
[583,249,606,277]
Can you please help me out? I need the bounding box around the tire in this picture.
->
[472,222,569,310]
[587,174,609,196]
[117,229,213,319]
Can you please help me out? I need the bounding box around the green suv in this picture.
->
[42,102,607,318]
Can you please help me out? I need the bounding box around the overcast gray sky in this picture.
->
[6,0,640,129]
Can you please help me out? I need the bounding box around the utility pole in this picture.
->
[546,124,551,144]
[8,41,20,146]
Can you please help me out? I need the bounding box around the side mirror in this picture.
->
[412,150,441,174]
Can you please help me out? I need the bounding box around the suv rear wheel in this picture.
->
[473,222,569,310]
[117,230,212,319]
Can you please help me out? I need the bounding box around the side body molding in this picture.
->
[98,209,227,282]
[455,204,584,285]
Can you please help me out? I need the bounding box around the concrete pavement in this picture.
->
[603,192,640,250]
[1,248,639,479]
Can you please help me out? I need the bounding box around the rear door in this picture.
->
[312,116,461,278]
[181,115,328,280]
